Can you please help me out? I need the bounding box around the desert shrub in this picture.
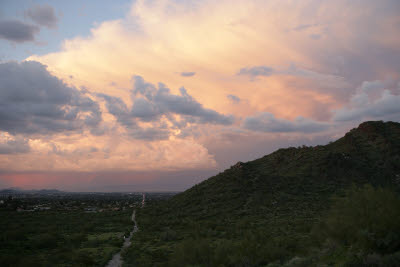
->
[161,227,177,241]
[322,185,400,253]
[34,233,58,249]
[381,251,400,267]
[74,250,95,266]
[68,232,87,247]
[169,239,213,266]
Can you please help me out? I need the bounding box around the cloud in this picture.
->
[309,34,321,40]
[243,112,329,133]
[292,24,317,31]
[132,76,234,124]
[0,135,30,154]
[21,0,400,182]
[334,80,400,122]
[130,97,160,122]
[97,93,133,127]
[227,94,241,103]
[129,127,171,141]
[0,61,102,135]
[0,135,217,172]
[99,76,234,140]
[25,4,58,29]
[0,20,39,43]
[180,71,196,77]
[238,66,274,78]
[29,0,400,123]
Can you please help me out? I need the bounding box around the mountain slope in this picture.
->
[169,120,400,217]
[124,121,400,266]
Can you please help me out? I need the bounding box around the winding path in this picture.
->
[106,194,144,267]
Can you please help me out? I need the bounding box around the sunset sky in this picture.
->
[1,0,399,191]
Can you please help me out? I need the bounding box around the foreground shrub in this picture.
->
[313,184,400,265]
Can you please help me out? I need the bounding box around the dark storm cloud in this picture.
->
[102,76,234,126]
[132,76,234,125]
[0,61,102,135]
[131,97,160,122]
[0,20,39,43]
[0,137,30,154]
[243,112,328,133]
[227,94,241,103]
[99,76,234,140]
[180,71,196,77]
[97,93,134,127]
[238,66,274,78]
[25,4,58,28]
[97,94,169,141]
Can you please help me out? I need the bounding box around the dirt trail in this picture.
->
[106,194,143,267]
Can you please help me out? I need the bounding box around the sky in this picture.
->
[0,0,399,192]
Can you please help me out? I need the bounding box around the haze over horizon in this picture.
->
[1,0,399,191]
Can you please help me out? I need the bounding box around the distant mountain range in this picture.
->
[0,188,65,195]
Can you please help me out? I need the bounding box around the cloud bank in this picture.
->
[99,75,234,140]
[0,61,101,135]
[0,61,218,172]
[1,0,397,190]
[0,135,30,155]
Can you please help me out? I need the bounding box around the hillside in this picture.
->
[123,121,400,266]
[169,121,400,216]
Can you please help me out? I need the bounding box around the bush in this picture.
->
[34,233,58,249]
[75,250,95,266]
[160,227,177,241]
[169,239,213,266]
[68,233,87,247]
[381,251,400,267]
[317,184,400,256]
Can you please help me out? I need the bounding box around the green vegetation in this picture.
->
[0,193,141,267]
[1,121,398,266]
[0,210,131,266]
[123,121,400,266]
[311,185,400,266]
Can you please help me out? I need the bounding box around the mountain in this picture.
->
[125,121,400,266]
[168,120,400,217]
[0,188,65,195]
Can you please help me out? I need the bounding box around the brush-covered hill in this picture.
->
[169,120,400,216]
[124,121,400,266]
